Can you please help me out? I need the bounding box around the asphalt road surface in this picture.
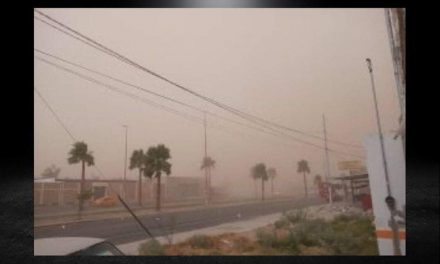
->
[34,198,322,245]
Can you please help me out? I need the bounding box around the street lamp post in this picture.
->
[366,58,401,256]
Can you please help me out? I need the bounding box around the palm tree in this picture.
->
[144,144,172,211]
[297,160,311,198]
[201,156,216,204]
[251,163,268,201]
[129,149,145,206]
[251,172,258,199]
[267,167,277,197]
[67,141,94,212]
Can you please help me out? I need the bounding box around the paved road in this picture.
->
[34,198,322,245]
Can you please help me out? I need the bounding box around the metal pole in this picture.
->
[366,59,392,196]
[203,112,209,205]
[123,125,128,201]
[323,114,333,204]
[366,58,401,255]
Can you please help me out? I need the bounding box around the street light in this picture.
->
[366,58,401,256]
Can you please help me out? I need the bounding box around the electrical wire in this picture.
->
[35,55,365,159]
[34,10,363,149]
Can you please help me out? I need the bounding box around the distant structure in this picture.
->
[34,176,203,207]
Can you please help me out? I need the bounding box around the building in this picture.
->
[34,176,204,207]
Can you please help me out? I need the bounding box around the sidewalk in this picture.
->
[34,196,296,227]
[116,212,284,255]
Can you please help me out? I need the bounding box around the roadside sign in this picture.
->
[349,167,368,175]
[337,160,364,171]
[364,135,405,255]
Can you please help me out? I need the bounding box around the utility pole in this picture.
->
[123,125,128,201]
[203,112,209,205]
[323,114,333,204]
[366,58,401,255]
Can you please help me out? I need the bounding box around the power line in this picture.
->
[35,56,205,124]
[35,48,365,156]
[35,55,365,159]
[35,88,76,142]
[34,10,363,150]
[34,12,310,146]
[34,87,110,182]
[35,80,355,162]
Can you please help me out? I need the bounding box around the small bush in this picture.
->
[188,234,214,249]
[274,217,290,229]
[325,215,378,255]
[256,229,277,248]
[275,231,300,254]
[285,210,307,224]
[139,239,165,255]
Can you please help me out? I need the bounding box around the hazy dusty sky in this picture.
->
[34,8,401,195]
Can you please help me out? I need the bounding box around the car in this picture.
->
[34,237,124,256]
[91,195,118,207]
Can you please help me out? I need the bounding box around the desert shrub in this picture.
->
[138,239,165,255]
[275,231,300,254]
[256,229,277,248]
[274,217,290,229]
[291,219,329,246]
[325,215,378,255]
[187,234,214,249]
[285,210,307,224]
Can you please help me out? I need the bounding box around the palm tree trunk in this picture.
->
[254,179,257,200]
[79,160,85,212]
[156,174,161,211]
[271,178,274,197]
[303,172,308,198]
[138,169,142,206]
[261,178,265,201]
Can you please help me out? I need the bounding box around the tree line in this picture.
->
[63,141,323,214]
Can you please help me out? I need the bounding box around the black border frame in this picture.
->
[1,1,438,264]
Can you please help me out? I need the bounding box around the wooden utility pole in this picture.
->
[323,114,333,204]
[204,112,209,204]
[123,125,128,201]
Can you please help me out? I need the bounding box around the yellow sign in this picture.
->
[337,160,364,171]
[349,168,368,175]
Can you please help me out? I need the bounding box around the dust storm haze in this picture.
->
[34,8,400,199]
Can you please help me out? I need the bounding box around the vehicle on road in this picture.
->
[91,195,118,207]
[34,237,124,255]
